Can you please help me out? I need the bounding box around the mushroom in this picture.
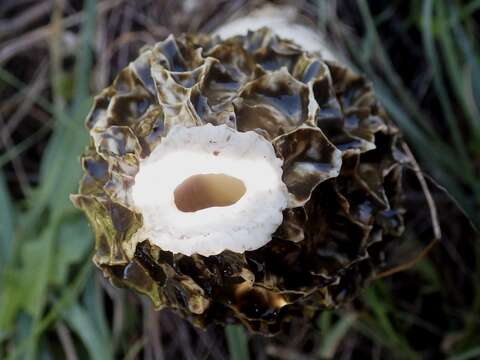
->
[71,26,405,334]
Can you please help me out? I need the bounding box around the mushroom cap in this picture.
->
[71,28,406,334]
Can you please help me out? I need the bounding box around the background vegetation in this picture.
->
[0,0,478,359]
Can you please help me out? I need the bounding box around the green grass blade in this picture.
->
[317,310,332,333]
[315,0,330,31]
[17,99,90,242]
[421,0,470,167]
[343,0,479,223]
[21,226,56,359]
[448,347,480,360]
[63,304,113,360]
[354,318,392,348]
[0,125,51,169]
[4,1,98,358]
[0,269,23,334]
[0,67,54,114]
[225,324,250,360]
[362,286,420,359]
[73,0,96,108]
[50,216,92,286]
[0,171,14,270]
[318,313,357,358]
[461,0,480,19]
[6,258,92,360]
[123,338,146,360]
[83,275,112,348]
[437,2,480,140]
[363,287,399,344]
[471,64,480,134]
[20,0,96,235]
[356,0,439,139]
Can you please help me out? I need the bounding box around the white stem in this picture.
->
[213,5,338,61]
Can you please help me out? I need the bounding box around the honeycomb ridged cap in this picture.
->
[71,28,406,334]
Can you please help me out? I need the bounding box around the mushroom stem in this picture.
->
[174,173,246,212]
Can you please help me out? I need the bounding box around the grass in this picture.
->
[0,0,96,358]
[316,0,480,357]
[328,0,480,226]
[0,0,479,359]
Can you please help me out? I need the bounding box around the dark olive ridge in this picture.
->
[71,28,407,334]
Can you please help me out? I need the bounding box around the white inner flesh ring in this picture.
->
[131,124,289,256]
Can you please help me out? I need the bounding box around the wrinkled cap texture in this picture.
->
[71,28,407,334]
